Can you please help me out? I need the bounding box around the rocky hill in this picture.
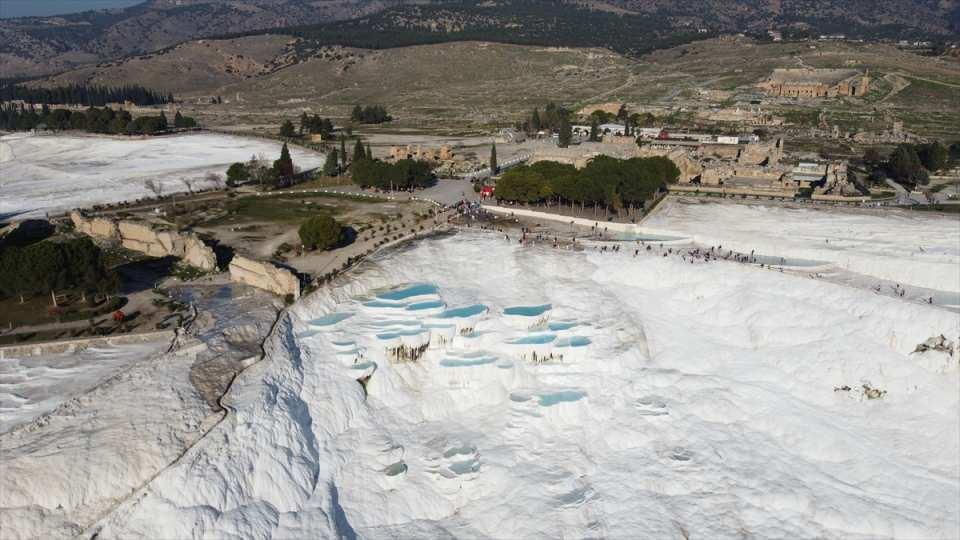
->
[0,0,402,78]
[1,0,956,79]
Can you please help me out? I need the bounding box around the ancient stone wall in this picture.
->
[228,256,300,299]
[71,212,217,271]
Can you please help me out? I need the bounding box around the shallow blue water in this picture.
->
[406,300,445,311]
[364,300,406,308]
[376,328,426,340]
[437,304,487,318]
[504,304,552,317]
[548,321,578,331]
[377,283,439,301]
[510,333,556,345]
[308,312,353,326]
[538,390,586,406]
[556,336,591,347]
[439,356,498,367]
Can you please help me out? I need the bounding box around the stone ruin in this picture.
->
[388,144,453,161]
[71,211,217,271]
[228,256,301,300]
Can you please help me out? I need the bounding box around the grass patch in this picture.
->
[912,204,960,214]
[202,196,348,225]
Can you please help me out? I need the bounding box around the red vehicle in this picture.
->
[480,185,495,198]
[112,310,125,323]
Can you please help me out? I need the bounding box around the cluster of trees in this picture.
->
[0,83,172,106]
[299,113,334,137]
[351,105,392,124]
[226,143,297,187]
[0,104,197,134]
[865,141,956,186]
[521,102,571,133]
[352,155,433,191]
[299,214,343,251]
[0,238,118,302]
[495,156,680,214]
[245,1,708,58]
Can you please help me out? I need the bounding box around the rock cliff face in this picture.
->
[70,211,217,271]
[228,256,300,299]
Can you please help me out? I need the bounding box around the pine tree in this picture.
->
[323,149,339,176]
[558,117,572,148]
[280,119,296,138]
[340,136,347,167]
[490,142,498,174]
[274,143,295,178]
[531,108,541,132]
[353,139,366,163]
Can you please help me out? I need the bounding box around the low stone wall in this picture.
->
[0,330,174,358]
[668,185,798,199]
[71,212,217,271]
[228,256,301,299]
[481,204,683,236]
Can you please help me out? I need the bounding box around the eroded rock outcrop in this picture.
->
[228,256,300,299]
[70,211,217,271]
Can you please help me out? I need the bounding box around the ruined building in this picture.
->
[759,69,870,98]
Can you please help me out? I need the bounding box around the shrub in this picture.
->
[299,214,342,251]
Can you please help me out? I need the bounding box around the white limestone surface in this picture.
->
[0,132,325,218]
[644,198,960,292]
[87,224,959,540]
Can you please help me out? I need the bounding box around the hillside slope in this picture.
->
[0,0,401,78]
[1,0,956,79]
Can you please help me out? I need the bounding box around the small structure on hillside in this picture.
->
[758,68,870,98]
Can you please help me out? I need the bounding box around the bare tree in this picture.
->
[205,172,224,190]
[181,177,196,194]
[144,179,163,199]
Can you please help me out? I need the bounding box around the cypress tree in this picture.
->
[490,142,498,174]
[558,117,572,148]
[340,136,347,167]
[323,149,339,176]
[589,117,599,142]
[274,143,295,178]
[353,139,366,162]
[366,143,373,160]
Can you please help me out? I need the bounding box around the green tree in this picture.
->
[280,119,296,138]
[490,142,498,174]
[889,144,925,184]
[530,108,541,132]
[273,142,295,178]
[917,141,948,172]
[323,149,339,176]
[558,117,572,148]
[299,215,342,251]
[226,162,249,186]
[340,136,347,168]
[353,139,367,163]
[589,117,599,142]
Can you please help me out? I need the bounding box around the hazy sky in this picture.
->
[0,0,144,18]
